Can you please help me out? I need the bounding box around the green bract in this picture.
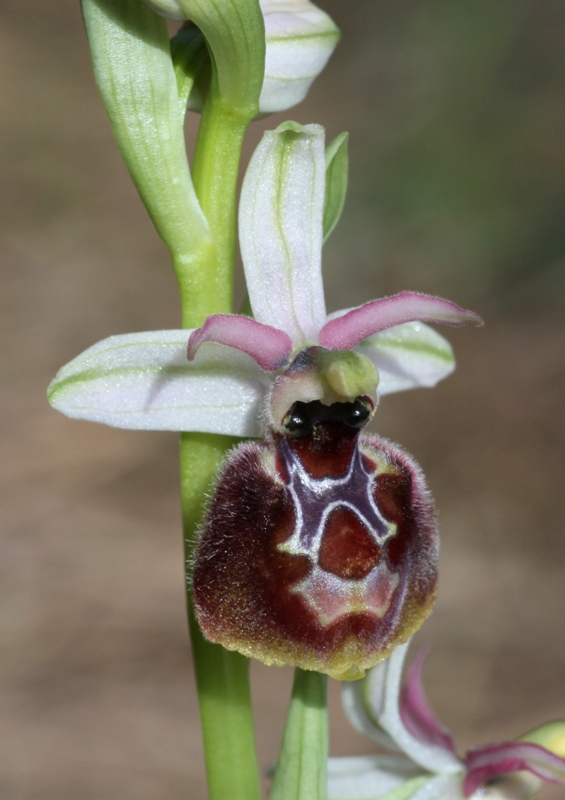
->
[81,0,266,321]
[144,0,266,114]
[324,132,348,243]
[173,0,265,116]
[81,0,210,266]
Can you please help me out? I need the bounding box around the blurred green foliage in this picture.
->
[320,0,565,311]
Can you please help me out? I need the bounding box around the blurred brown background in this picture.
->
[2,0,565,797]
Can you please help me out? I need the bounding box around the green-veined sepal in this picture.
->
[47,330,268,437]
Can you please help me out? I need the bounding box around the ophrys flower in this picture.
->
[48,122,482,678]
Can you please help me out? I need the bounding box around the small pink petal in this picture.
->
[187,314,293,372]
[399,647,457,753]
[319,291,484,351]
[464,741,565,797]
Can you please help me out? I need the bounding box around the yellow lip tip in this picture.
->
[335,664,366,681]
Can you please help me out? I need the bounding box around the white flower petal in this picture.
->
[355,322,455,395]
[327,755,425,800]
[47,331,269,437]
[239,121,327,346]
[342,678,401,753]
[368,644,463,776]
[259,0,340,113]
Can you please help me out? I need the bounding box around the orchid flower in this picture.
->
[48,122,482,679]
[329,640,565,800]
[185,124,481,679]
[48,122,482,439]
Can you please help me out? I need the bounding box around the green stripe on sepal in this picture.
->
[354,322,456,395]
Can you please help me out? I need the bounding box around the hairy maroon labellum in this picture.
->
[193,383,438,679]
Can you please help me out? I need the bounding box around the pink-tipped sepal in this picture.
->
[187,314,293,371]
[319,291,484,352]
[464,741,565,798]
[400,647,458,753]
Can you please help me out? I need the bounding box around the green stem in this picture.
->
[270,669,329,800]
[180,432,260,800]
[177,77,260,800]
[179,79,250,327]
[188,614,258,799]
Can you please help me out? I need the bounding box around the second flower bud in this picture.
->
[147,0,340,113]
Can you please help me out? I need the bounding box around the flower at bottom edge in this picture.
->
[327,640,565,799]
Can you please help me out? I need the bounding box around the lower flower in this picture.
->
[328,640,565,799]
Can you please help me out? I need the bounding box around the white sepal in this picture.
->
[239,121,327,346]
[364,644,463,776]
[354,322,455,395]
[342,677,401,753]
[327,754,425,800]
[47,331,269,437]
[409,773,464,800]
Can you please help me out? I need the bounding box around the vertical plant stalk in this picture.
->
[178,23,263,800]
[180,79,251,327]
[180,431,260,800]
[270,669,329,800]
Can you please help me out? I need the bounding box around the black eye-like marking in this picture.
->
[283,406,314,437]
[282,398,372,437]
[336,398,372,429]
